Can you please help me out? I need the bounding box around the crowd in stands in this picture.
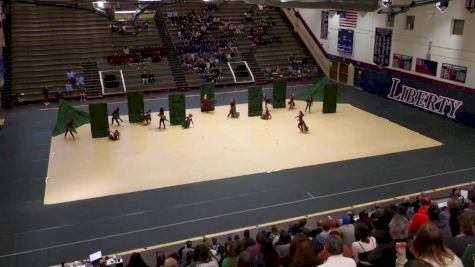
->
[108,47,165,65]
[120,187,475,267]
[171,9,239,82]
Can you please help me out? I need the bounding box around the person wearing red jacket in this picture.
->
[408,196,431,234]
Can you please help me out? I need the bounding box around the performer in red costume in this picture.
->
[111,107,123,126]
[109,129,120,141]
[158,107,168,129]
[144,109,152,125]
[263,93,271,108]
[261,107,272,120]
[288,93,296,110]
[182,114,194,129]
[64,119,77,139]
[202,94,213,113]
[227,98,240,118]
[305,95,313,113]
[296,111,308,133]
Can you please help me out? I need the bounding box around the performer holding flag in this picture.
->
[64,119,77,139]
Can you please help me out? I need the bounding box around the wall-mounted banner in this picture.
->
[373,28,392,67]
[388,78,463,119]
[441,63,467,83]
[392,53,412,71]
[415,58,438,76]
[337,29,354,54]
[321,11,329,40]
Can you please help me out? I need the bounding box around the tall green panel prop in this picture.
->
[272,80,286,109]
[322,84,337,113]
[127,92,144,123]
[200,83,215,112]
[89,103,109,138]
[169,94,186,126]
[248,86,263,117]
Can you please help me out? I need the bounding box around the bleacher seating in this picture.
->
[11,2,175,100]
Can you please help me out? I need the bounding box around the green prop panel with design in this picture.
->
[52,99,90,136]
[272,80,286,108]
[127,92,145,123]
[248,86,263,117]
[89,103,109,138]
[200,83,216,112]
[322,84,338,113]
[169,94,186,126]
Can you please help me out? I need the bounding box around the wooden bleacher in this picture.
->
[11,2,175,101]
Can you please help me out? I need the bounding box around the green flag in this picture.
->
[52,99,90,136]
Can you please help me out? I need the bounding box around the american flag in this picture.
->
[339,11,358,28]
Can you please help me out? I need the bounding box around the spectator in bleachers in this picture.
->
[221,241,239,267]
[339,215,355,246]
[66,69,76,83]
[396,223,463,267]
[65,81,73,95]
[289,239,320,267]
[318,231,353,263]
[275,230,291,258]
[409,196,431,234]
[368,214,412,267]
[242,230,256,250]
[42,86,50,106]
[319,235,357,267]
[352,221,377,266]
[195,244,219,267]
[448,209,475,257]
[247,231,266,260]
[237,251,252,267]
[180,241,194,263]
[428,204,453,243]
[254,238,280,267]
[164,257,179,267]
[126,252,149,267]
[76,75,85,89]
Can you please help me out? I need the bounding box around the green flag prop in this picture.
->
[272,80,286,108]
[297,77,346,103]
[248,86,263,117]
[52,99,90,136]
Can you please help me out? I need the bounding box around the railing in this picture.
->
[57,181,475,267]
[282,8,330,78]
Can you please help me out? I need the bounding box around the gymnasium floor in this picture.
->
[1,81,475,266]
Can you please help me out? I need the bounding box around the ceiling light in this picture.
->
[436,0,449,13]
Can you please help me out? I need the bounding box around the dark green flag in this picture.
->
[52,99,90,136]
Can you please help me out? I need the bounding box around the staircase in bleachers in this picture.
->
[81,61,102,96]
[155,9,188,88]
[240,50,266,83]
[10,2,176,101]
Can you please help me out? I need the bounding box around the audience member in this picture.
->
[127,252,150,267]
[319,235,357,267]
[428,204,453,243]
[289,239,321,267]
[253,238,280,267]
[396,224,463,267]
[351,221,377,266]
[409,196,431,234]
[318,231,353,263]
[247,231,266,260]
[339,215,355,246]
[448,209,475,257]
[65,81,73,94]
[242,230,256,250]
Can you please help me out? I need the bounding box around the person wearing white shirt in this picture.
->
[66,70,76,82]
[65,81,73,94]
[320,235,357,267]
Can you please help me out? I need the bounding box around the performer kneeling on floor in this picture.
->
[296,111,308,133]
[64,119,77,139]
[288,93,296,110]
[227,98,240,118]
[111,107,124,126]
[109,129,120,141]
[144,110,152,125]
[261,107,272,120]
[158,107,168,129]
[182,114,194,129]
[305,95,313,113]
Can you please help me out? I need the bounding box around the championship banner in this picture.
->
[337,29,354,54]
[373,28,392,67]
[392,54,413,71]
[441,63,467,83]
[320,11,329,40]
[415,58,438,76]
